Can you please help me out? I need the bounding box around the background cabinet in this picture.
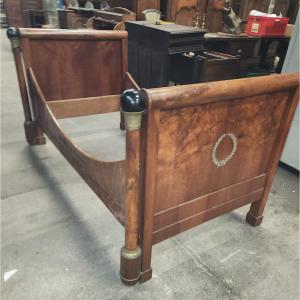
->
[162,0,296,32]
[164,0,197,27]
[4,0,23,27]
[110,0,160,20]
[4,0,43,27]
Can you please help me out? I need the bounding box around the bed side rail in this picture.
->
[28,68,126,225]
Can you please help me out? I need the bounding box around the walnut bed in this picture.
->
[7,27,299,285]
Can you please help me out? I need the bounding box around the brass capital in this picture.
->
[122,111,144,131]
[120,246,142,260]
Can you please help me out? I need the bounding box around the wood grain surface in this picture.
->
[154,92,288,213]
[139,73,299,278]
[19,29,127,101]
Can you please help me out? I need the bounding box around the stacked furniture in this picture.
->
[87,7,136,30]
[126,21,207,88]
[58,7,94,29]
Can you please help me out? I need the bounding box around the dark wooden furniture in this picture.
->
[87,7,136,30]
[163,0,226,32]
[205,33,291,74]
[7,27,299,286]
[4,0,23,27]
[164,0,197,26]
[205,33,261,73]
[259,36,290,73]
[23,9,46,28]
[163,0,209,28]
[170,50,240,84]
[126,21,207,88]
[4,0,43,27]
[110,0,160,20]
[58,8,94,29]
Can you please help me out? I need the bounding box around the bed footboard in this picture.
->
[139,73,299,283]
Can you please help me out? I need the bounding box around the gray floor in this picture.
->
[1,29,299,300]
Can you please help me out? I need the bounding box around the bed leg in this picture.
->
[246,211,263,226]
[120,247,142,285]
[24,121,46,146]
[247,88,300,227]
[119,89,145,285]
[246,201,264,226]
[139,268,152,283]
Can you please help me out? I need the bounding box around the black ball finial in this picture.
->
[121,89,145,113]
[7,27,19,39]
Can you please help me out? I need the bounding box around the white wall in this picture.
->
[281,12,299,170]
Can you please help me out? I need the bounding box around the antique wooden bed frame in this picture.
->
[7,27,299,285]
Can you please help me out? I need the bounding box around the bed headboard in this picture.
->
[18,28,128,101]
[141,73,299,246]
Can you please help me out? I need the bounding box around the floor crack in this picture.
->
[174,236,241,300]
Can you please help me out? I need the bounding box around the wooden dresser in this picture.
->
[126,21,206,88]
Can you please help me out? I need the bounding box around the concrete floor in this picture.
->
[1,29,299,300]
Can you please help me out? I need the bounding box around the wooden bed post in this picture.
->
[120,89,145,285]
[246,87,299,226]
[7,27,45,146]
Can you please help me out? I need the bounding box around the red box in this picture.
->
[246,15,289,37]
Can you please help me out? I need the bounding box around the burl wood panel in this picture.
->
[152,92,289,233]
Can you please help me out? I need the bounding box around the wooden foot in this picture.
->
[139,268,152,283]
[246,212,263,226]
[24,121,46,146]
[120,247,142,286]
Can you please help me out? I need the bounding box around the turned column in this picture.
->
[6,27,45,145]
[120,89,145,285]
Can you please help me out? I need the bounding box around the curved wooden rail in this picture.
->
[28,68,126,224]
[145,73,300,110]
[19,28,128,40]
